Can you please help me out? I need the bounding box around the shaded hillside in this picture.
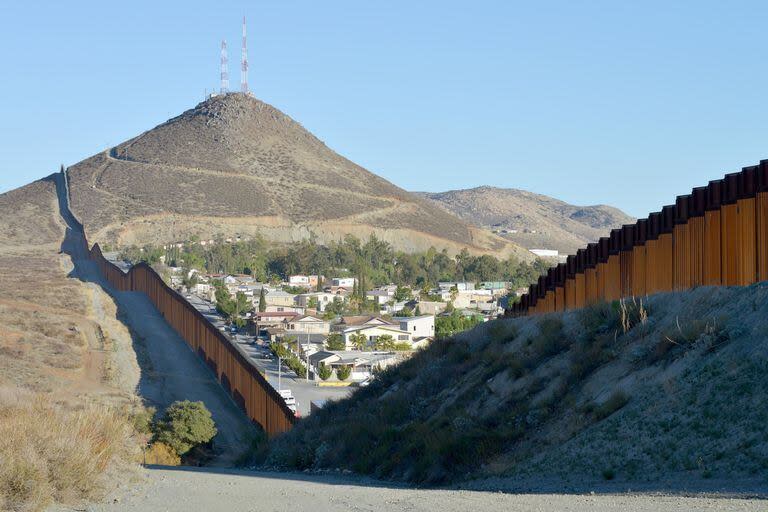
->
[267,284,768,490]
[417,187,634,254]
[66,94,529,259]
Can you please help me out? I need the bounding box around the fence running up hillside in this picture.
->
[59,168,295,436]
[87,243,296,436]
[508,160,768,316]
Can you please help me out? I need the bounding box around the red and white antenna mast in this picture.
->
[241,16,249,94]
[220,40,229,94]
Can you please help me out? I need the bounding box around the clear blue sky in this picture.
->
[1,1,766,218]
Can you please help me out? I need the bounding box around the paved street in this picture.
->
[183,294,351,417]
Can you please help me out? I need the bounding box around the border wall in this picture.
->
[61,170,295,437]
[508,160,768,316]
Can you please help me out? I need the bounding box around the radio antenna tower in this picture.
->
[220,40,229,94]
[241,16,249,94]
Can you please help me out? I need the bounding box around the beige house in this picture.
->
[283,314,330,335]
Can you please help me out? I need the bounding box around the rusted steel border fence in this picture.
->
[61,170,295,436]
[508,160,768,316]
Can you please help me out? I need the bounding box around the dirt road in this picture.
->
[54,171,256,463]
[65,467,766,512]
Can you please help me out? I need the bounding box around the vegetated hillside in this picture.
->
[417,187,634,254]
[267,284,768,490]
[0,178,141,510]
[66,94,529,260]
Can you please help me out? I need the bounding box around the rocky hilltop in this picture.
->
[65,94,529,259]
[417,186,633,254]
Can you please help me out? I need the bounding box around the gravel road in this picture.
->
[68,467,766,512]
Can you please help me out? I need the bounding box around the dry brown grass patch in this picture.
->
[0,387,138,512]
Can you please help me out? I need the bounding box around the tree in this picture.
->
[394,286,411,302]
[350,332,368,351]
[318,363,332,381]
[258,288,266,312]
[307,296,318,310]
[325,333,345,351]
[375,334,395,351]
[154,400,217,456]
[336,365,351,381]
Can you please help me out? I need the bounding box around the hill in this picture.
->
[267,284,768,490]
[65,94,529,259]
[416,187,634,254]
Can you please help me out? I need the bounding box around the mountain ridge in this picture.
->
[416,186,634,254]
[64,94,530,259]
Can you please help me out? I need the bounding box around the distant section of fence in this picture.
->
[508,161,768,316]
[60,169,294,437]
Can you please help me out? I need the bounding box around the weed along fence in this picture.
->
[87,244,296,436]
[508,160,768,316]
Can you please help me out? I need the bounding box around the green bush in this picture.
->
[131,405,156,435]
[325,333,346,351]
[318,363,333,381]
[336,365,352,381]
[154,401,217,456]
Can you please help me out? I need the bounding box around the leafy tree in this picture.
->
[325,333,346,351]
[307,297,318,310]
[258,288,266,312]
[350,332,368,351]
[398,306,413,317]
[336,365,351,381]
[318,363,333,381]
[394,286,411,302]
[154,400,217,456]
[435,311,484,339]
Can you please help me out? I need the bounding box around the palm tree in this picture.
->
[376,334,395,351]
[350,332,367,351]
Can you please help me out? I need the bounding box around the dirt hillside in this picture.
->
[267,284,768,491]
[65,94,530,259]
[417,187,633,254]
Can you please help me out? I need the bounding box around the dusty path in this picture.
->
[53,171,256,463]
[60,467,766,512]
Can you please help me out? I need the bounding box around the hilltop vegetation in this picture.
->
[119,234,551,292]
[266,284,768,489]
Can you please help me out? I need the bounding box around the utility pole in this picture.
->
[220,40,229,94]
[241,16,249,94]
[277,355,282,391]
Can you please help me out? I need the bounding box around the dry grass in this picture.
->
[0,387,138,512]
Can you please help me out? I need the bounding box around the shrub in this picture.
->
[143,442,180,466]
[325,333,345,351]
[130,405,156,435]
[336,365,352,381]
[649,316,729,364]
[318,363,333,381]
[154,400,217,456]
[527,317,567,365]
[393,342,412,351]
[593,391,629,420]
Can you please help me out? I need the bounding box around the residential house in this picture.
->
[252,311,299,336]
[438,281,475,292]
[283,314,331,335]
[340,324,411,350]
[392,315,434,347]
[334,315,392,331]
[365,289,394,307]
[308,350,403,382]
[295,292,337,312]
[288,274,323,289]
[265,304,305,315]
[331,277,356,288]
[265,289,296,307]
[411,300,447,316]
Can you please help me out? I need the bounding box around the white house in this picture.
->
[295,292,337,312]
[365,289,393,306]
[331,277,356,288]
[392,315,434,340]
[341,324,411,349]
